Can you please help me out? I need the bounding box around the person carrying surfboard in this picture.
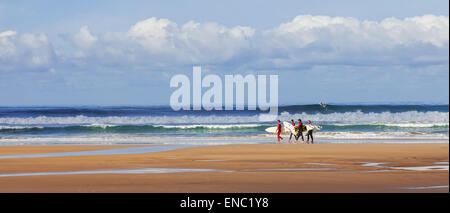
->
[306,120,315,144]
[294,119,305,144]
[288,119,296,143]
[276,120,284,144]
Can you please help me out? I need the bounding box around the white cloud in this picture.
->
[270,14,448,48]
[258,14,449,68]
[73,26,98,49]
[127,17,176,50]
[66,17,256,67]
[0,30,17,37]
[0,15,448,72]
[0,31,17,57]
[0,30,53,71]
[124,18,256,64]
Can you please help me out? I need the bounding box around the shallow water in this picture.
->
[247,168,337,171]
[361,162,385,167]
[358,170,398,173]
[0,168,225,177]
[390,165,449,171]
[434,162,449,165]
[361,162,449,171]
[305,163,336,166]
[0,145,197,159]
[399,185,449,190]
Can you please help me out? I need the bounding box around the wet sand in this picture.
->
[0,144,448,192]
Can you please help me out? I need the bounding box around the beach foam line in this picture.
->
[399,185,449,190]
[0,168,226,178]
[361,162,449,171]
[390,165,449,171]
[0,145,198,159]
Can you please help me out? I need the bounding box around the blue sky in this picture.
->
[0,0,448,106]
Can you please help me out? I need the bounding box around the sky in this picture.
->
[0,0,449,106]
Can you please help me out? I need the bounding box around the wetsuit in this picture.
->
[294,122,304,141]
[306,124,314,143]
[289,121,295,141]
[277,123,283,140]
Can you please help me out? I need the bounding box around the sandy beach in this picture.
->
[0,143,448,193]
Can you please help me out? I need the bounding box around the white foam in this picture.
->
[279,111,448,125]
[383,123,449,128]
[154,124,262,129]
[315,132,449,140]
[0,126,44,130]
[0,111,447,126]
[332,123,448,128]
[81,124,118,128]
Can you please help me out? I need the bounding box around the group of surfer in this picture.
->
[276,119,315,144]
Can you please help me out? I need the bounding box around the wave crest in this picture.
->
[1,110,447,126]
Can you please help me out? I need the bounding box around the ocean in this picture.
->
[0,105,448,145]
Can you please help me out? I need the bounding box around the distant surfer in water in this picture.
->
[294,119,305,144]
[288,119,295,143]
[306,120,314,144]
[319,101,327,111]
[276,120,284,144]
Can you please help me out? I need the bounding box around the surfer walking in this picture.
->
[276,120,284,144]
[294,119,305,144]
[288,119,296,143]
[306,120,314,144]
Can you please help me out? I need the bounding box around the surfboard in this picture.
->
[302,125,322,135]
[266,124,322,134]
[265,126,278,134]
[283,121,296,134]
[265,126,287,134]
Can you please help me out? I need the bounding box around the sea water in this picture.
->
[0,105,448,145]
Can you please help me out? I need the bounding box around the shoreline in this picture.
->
[0,133,448,145]
[0,143,448,192]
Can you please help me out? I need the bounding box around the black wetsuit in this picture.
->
[294,122,304,141]
[307,126,314,143]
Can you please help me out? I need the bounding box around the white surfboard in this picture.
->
[265,126,278,134]
[302,125,322,134]
[283,121,296,134]
[266,124,322,134]
[265,126,287,134]
[315,125,323,131]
